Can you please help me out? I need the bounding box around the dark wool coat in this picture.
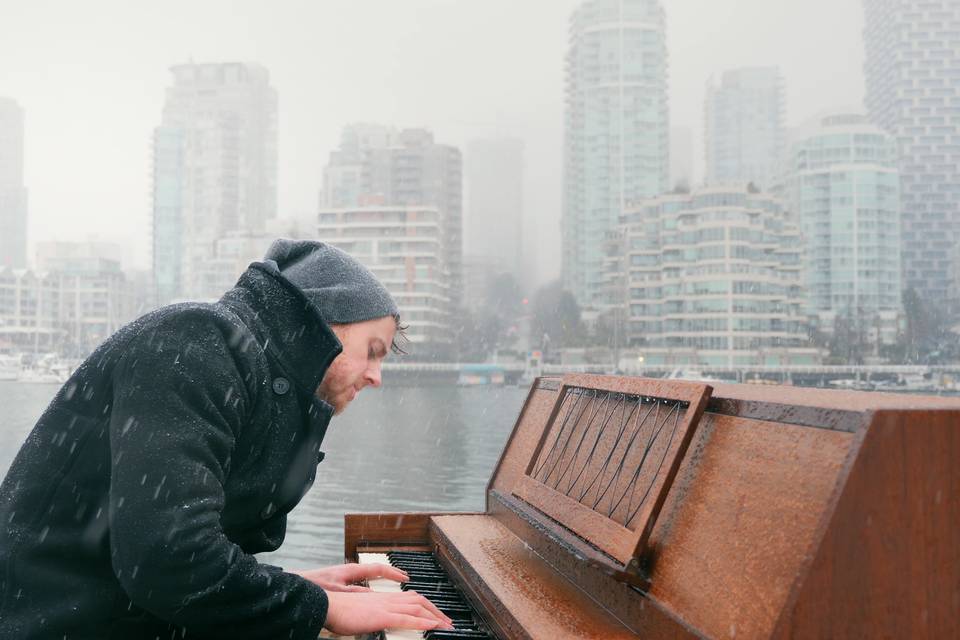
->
[0,262,343,639]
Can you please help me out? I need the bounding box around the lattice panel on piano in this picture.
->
[512,374,711,567]
[530,388,688,530]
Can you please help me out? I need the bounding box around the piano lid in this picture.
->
[508,374,711,575]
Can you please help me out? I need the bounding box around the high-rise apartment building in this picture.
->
[0,98,28,269]
[704,67,785,190]
[320,124,399,210]
[465,137,524,285]
[617,185,817,367]
[786,112,902,344]
[151,63,277,303]
[562,0,669,307]
[322,125,463,307]
[863,0,960,310]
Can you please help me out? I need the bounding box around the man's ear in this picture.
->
[329,323,354,350]
[329,322,347,338]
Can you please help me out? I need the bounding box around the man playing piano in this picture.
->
[0,239,454,638]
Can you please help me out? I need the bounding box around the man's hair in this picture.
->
[391,315,409,356]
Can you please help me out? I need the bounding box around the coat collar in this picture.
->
[219,262,343,395]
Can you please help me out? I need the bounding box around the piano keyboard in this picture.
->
[358,551,493,640]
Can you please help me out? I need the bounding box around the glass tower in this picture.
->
[786,112,902,344]
[705,67,785,190]
[863,0,960,311]
[562,0,669,307]
[151,63,278,303]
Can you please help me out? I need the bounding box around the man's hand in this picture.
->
[291,562,408,592]
[323,591,455,635]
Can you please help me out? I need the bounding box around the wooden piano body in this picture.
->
[344,375,960,639]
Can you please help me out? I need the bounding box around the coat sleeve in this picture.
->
[106,311,328,639]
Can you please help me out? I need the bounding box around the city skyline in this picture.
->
[0,0,866,285]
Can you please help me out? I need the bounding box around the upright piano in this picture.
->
[344,374,960,639]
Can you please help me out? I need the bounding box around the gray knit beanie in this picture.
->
[262,239,399,324]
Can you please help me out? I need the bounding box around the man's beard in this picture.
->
[316,385,347,414]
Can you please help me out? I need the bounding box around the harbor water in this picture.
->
[0,381,528,569]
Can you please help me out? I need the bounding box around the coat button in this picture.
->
[260,502,276,519]
[272,377,290,395]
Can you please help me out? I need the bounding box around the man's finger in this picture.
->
[363,563,408,582]
[391,603,439,620]
[383,612,451,631]
[387,594,451,626]
[405,591,453,625]
[344,585,371,592]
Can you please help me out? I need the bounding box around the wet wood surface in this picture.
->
[343,512,480,562]
[772,409,960,638]
[431,514,641,639]
[643,411,855,638]
[514,376,711,566]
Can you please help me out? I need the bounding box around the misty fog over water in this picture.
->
[0,382,528,567]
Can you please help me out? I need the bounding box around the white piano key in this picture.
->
[357,552,425,640]
[358,552,404,593]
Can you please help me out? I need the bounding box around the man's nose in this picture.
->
[366,362,382,388]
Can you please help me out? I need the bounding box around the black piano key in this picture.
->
[421,600,463,607]
[423,630,491,640]
[419,594,464,604]
[406,573,448,583]
[429,599,470,607]
[436,612,475,624]
[424,596,466,605]
[405,589,463,600]
[395,563,444,572]
[417,591,461,600]
[402,582,460,593]
[435,604,474,615]
[430,604,468,612]
[452,621,481,631]
[389,555,439,562]
[421,584,458,594]
[401,566,445,574]
[404,590,462,599]
[397,565,445,574]
[386,551,492,639]
[398,565,445,574]
[393,560,441,567]
[387,551,436,561]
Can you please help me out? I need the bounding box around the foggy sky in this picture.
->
[0,0,864,286]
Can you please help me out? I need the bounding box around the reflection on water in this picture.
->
[0,382,527,569]
[263,386,525,568]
